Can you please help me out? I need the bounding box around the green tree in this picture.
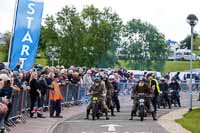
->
[180,33,199,49]
[81,6,122,67]
[123,19,168,71]
[2,32,11,62]
[193,35,200,50]
[43,5,122,67]
[41,15,60,65]
[56,6,86,66]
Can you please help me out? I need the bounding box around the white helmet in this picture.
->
[68,70,73,74]
[109,75,115,80]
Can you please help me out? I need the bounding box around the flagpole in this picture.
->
[7,0,19,69]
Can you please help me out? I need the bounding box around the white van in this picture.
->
[175,49,196,60]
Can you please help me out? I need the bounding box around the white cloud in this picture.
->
[0,0,200,42]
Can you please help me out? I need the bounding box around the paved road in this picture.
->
[53,98,171,133]
[52,92,200,133]
[60,108,169,133]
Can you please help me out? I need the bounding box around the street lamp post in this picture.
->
[144,47,149,70]
[57,46,61,65]
[47,46,61,66]
[52,54,54,66]
[199,46,200,101]
[187,14,198,112]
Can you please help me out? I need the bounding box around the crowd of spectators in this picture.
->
[0,62,198,132]
[0,63,146,132]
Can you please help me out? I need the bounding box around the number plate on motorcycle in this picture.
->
[93,97,98,100]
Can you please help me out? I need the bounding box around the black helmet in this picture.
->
[171,77,176,81]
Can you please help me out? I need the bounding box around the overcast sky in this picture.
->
[0,0,200,42]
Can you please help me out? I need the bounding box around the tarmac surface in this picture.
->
[10,91,200,133]
[54,106,170,133]
[52,91,200,133]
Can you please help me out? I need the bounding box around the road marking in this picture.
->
[103,132,117,133]
[64,119,155,123]
[100,124,122,132]
[134,132,152,133]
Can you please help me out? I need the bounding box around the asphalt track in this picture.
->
[53,91,200,133]
[53,105,170,133]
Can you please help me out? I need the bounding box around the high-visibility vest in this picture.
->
[49,81,63,101]
[150,79,161,94]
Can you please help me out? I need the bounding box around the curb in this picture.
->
[47,96,130,133]
[47,119,66,133]
[47,105,86,133]
[158,107,197,133]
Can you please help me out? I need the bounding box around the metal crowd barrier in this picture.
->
[118,83,136,96]
[7,83,91,127]
[6,82,200,128]
[180,83,200,92]
[117,82,200,96]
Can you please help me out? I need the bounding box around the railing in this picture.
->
[6,82,200,128]
[6,83,90,128]
[179,83,200,92]
[117,82,200,96]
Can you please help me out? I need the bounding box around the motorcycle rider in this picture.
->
[104,75,115,116]
[129,78,157,120]
[85,75,109,120]
[169,78,181,107]
[146,73,160,113]
[159,78,171,109]
[109,75,121,112]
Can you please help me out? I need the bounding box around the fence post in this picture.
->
[77,84,81,101]
[198,92,200,101]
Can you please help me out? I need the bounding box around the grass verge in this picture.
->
[35,58,48,66]
[117,60,200,72]
[176,108,200,133]
[164,61,200,73]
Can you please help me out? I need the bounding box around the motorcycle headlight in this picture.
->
[139,99,145,103]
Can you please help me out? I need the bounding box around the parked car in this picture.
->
[175,49,196,61]
[184,53,196,61]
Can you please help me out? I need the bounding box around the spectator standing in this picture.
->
[174,72,181,81]
[83,70,93,93]
[83,70,93,85]
[164,72,170,81]
[29,72,44,118]
[38,72,48,108]
[0,74,9,133]
[0,77,20,126]
[49,74,63,118]
[68,72,80,101]
[169,78,181,107]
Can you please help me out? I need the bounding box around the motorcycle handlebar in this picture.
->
[86,92,103,97]
[132,93,153,98]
